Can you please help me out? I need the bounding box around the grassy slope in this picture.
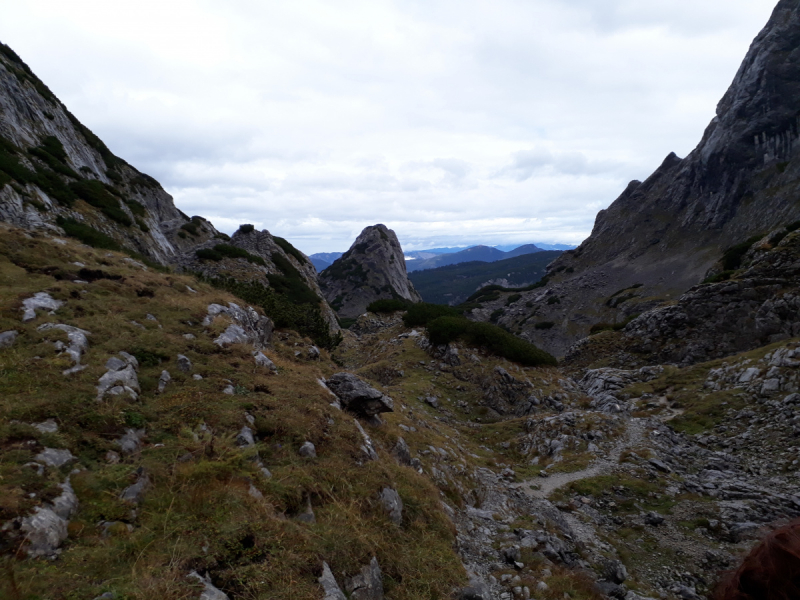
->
[408,251,562,305]
[0,225,463,600]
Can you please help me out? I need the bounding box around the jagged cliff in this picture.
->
[485,0,800,357]
[319,224,422,319]
[0,42,339,340]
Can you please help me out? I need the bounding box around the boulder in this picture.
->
[392,437,412,466]
[601,559,628,584]
[158,370,171,393]
[205,303,273,349]
[236,426,256,448]
[254,351,278,372]
[115,428,145,454]
[120,471,150,504]
[325,373,394,417]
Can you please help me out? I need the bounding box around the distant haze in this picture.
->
[0,0,777,253]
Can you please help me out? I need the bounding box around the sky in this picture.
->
[1,0,778,254]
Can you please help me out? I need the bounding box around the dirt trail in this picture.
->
[516,417,646,499]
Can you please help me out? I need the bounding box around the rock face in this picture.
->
[0,43,220,264]
[319,224,422,319]
[565,229,800,368]
[485,1,800,357]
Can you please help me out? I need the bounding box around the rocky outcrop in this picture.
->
[325,372,394,418]
[319,224,422,318]
[0,43,219,264]
[487,1,800,357]
[181,227,340,335]
[565,229,800,368]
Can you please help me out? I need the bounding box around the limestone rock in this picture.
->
[299,441,317,458]
[236,426,255,448]
[254,351,278,372]
[379,487,403,525]
[392,437,412,466]
[177,354,192,372]
[35,447,74,468]
[120,470,150,504]
[0,329,18,348]
[319,562,347,600]
[345,556,384,600]
[188,571,229,600]
[319,224,422,319]
[115,428,145,454]
[22,292,63,322]
[325,372,394,417]
[158,370,171,393]
[204,303,274,349]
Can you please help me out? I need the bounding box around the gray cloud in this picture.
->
[0,0,778,253]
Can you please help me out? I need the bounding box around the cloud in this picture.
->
[0,0,778,253]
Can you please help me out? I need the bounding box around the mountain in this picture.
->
[408,250,562,305]
[309,251,343,272]
[405,243,542,272]
[318,224,422,319]
[474,0,800,358]
[0,42,339,344]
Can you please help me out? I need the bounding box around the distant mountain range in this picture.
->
[408,250,563,305]
[309,242,576,272]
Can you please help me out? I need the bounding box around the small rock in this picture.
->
[177,354,192,372]
[649,458,672,473]
[345,556,384,600]
[644,512,665,526]
[254,351,278,372]
[0,330,18,348]
[120,471,150,504]
[105,356,127,371]
[22,292,64,322]
[299,441,317,458]
[105,451,121,464]
[158,370,171,393]
[325,372,394,418]
[392,437,412,466]
[319,562,347,600]
[296,494,316,523]
[309,345,320,360]
[188,571,229,600]
[601,558,628,584]
[380,487,403,525]
[222,385,235,395]
[35,448,75,468]
[183,333,196,340]
[193,373,203,380]
[115,428,145,454]
[236,426,255,448]
[33,419,58,434]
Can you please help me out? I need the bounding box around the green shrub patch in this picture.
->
[426,316,557,366]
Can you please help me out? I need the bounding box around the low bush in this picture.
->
[273,236,307,264]
[195,244,266,267]
[506,293,521,305]
[56,217,122,251]
[69,179,132,226]
[199,275,341,349]
[534,321,554,330]
[426,316,557,367]
[403,303,461,327]
[702,271,734,284]
[237,223,255,235]
[490,308,504,322]
[721,234,763,271]
[367,298,413,313]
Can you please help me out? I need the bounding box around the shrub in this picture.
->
[367,298,413,313]
[506,294,521,305]
[69,179,132,226]
[237,224,255,235]
[721,235,763,271]
[426,316,557,366]
[490,308,504,322]
[786,220,800,233]
[702,271,734,284]
[195,244,266,267]
[403,303,461,327]
[546,296,560,305]
[273,236,307,264]
[125,199,146,217]
[199,275,341,349]
[196,247,222,261]
[266,252,319,305]
[129,347,170,368]
[589,322,614,335]
[534,321,555,329]
[56,217,122,251]
[181,221,200,236]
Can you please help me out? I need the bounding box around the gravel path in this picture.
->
[516,417,646,499]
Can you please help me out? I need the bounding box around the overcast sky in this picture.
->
[2,0,777,254]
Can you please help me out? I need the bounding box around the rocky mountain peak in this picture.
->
[486,2,800,358]
[319,224,422,319]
